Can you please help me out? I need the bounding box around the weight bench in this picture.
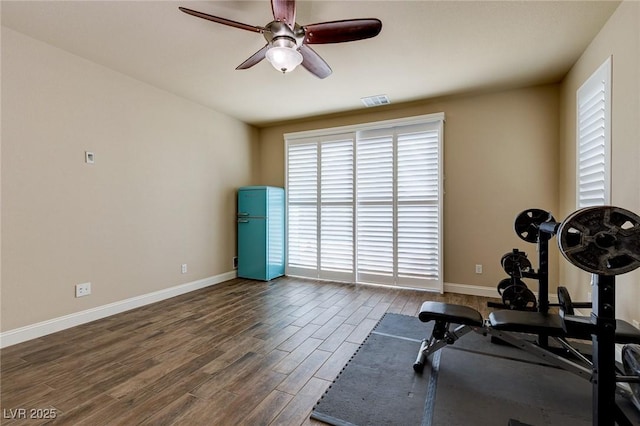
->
[413,301,570,374]
[413,301,640,378]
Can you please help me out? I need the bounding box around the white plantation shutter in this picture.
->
[320,137,354,281]
[285,113,444,291]
[396,125,441,286]
[356,131,394,284]
[577,57,611,208]
[287,143,318,276]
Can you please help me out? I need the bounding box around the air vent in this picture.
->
[361,94,391,108]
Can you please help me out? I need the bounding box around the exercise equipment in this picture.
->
[557,207,640,425]
[557,286,591,316]
[492,210,558,314]
[414,205,640,426]
[558,206,640,276]
[514,208,555,243]
[501,249,532,276]
[500,283,537,311]
[494,249,537,311]
[497,277,525,295]
[413,299,640,426]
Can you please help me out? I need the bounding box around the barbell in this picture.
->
[512,206,640,276]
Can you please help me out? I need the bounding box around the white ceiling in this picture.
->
[2,1,620,126]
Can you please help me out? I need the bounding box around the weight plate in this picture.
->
[497,278,527,295]
[557,286,574,315]
[501,285,537,310]
[557,206,640,275]
[501,251,532,276]
[514,209,556,243]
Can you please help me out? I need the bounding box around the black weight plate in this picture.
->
[514,209,556,243]
[500,250,524,268]
[557,286,574,315]
[497,277,527,295]
[557,206,640,275]
[501,252,532,276]
[501,285,537,310]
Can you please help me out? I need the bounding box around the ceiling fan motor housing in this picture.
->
[264,21,305,48]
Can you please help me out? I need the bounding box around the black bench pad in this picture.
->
[562,315,640,344]
[489,310,565,336]
[418,301,483,326]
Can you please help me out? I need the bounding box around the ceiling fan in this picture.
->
[179,0,382,79]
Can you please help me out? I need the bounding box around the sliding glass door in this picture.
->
[286,114,444,292]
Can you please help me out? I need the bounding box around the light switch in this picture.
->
[85,151,95,164]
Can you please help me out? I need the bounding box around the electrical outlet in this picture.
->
[475,264,483,274]
[181,264,187,274]
[633,320,640,330]
[233,256,238,269]
[75,282,91,298]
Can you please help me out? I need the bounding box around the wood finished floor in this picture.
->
[1,277,499,425]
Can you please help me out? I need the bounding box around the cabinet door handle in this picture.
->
[237,219,249,223]
[238,212,249,216]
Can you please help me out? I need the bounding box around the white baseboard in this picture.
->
[0,271,237,349]
[444,282,498,298]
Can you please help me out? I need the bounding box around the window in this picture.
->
[285,114,444,291]
[576,56,611,208]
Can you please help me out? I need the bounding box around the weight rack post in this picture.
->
[591,274,617,426]
[536,231,550,348]
[536,219,561,316]
[537,236,549,314]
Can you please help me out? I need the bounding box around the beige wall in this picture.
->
[1,28,259,331]
[559,0,640,323]
[259,85,560,292]
[4,0,637,336]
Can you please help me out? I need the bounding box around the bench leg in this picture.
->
[413,323,475,373]
[413,338,430,373]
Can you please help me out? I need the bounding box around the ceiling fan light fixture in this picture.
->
[266,37,303,73]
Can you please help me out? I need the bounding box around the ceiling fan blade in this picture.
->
[236,45,269,70]
[299,45,332,79]
[178,7,264,34]
[303,19,382,44]
[271,0,296,28]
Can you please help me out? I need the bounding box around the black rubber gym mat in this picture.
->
[311,314,431,425]
[311,313,640,426]
[311,313,549,426]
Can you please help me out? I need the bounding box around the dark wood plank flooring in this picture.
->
[1,277,499,425]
